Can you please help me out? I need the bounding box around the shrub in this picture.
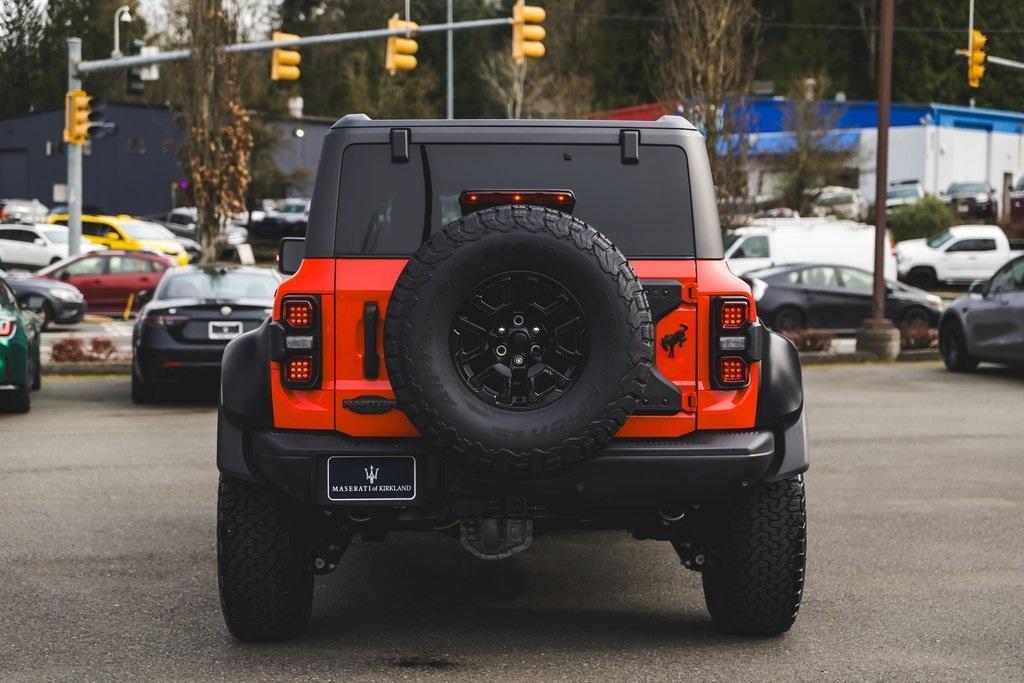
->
[781,329,834,352]
[888,196,956,242]
[50,336,122,363]
[900,321,937,350]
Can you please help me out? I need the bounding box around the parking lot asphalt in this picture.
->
[1,362,1022,681]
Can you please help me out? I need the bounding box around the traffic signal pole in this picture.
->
[67,38,83,258]
[65,13,526,255]
[74,17,513,75]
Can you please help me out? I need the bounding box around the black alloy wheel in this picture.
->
[450,270,587,410]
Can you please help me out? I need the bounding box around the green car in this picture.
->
[0,274,42,413]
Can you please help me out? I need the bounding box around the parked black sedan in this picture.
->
[744,263,943,333]
[0,267,85,329]
[939,255,1024,371]
[131,264,280,402]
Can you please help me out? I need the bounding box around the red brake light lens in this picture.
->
[283,298,314,329]
[459,190,576,214]
[719,356,748,385]
[143,314,188,328]
[720,300,748,329]
[285,356,314,384]
[0,320,14,337]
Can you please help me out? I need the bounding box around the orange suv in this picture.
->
[216,116,808,641]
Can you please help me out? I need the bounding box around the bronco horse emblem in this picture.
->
[660,323,688,359]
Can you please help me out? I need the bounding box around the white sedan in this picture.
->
[0,223,104,270]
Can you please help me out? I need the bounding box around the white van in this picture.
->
[724,218,897,280]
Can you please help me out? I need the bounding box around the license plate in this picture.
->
[327,455,416,502]
[208,321,243,340]
[957,204,969,213]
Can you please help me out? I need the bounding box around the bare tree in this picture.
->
[775,75,857,215]
[175,0,252,263]
[649,0,762,229]
[480,53,552,119]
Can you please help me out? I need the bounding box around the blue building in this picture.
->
[0,103,331,217]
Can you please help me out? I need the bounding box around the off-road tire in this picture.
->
[940,319,978,372]
[384,205,653,478]
[217,476,313,641]
[701,476,807,636]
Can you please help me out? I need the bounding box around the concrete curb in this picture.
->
[43,362,131,376]
[800,347,941,366]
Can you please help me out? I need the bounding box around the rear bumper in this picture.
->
[135,343,227,381]
[218,413,808,508]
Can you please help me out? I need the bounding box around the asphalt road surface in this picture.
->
[2,363,1022,680]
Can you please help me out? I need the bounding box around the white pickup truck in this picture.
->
[896,225,1024,288]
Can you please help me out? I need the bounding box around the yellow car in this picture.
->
[48,214,189,266]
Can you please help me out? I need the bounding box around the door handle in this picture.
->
[90,278,103,284]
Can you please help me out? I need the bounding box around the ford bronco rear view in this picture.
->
[216,115,808,641]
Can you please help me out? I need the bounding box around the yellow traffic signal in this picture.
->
[968,29,987,88]
[512,0,546,63]
[271,32,301,81]
[385,13,419,74]
[63,89,91,145]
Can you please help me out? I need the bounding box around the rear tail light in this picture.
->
[0,320,14,337]
[278,296,320,389]
[459,190,576,214]
[719,300,748,329]
[143,314,189,328]
[283,298,314,329]
[719,356,749,385]
[284,356,314,384]
[712,297,755,389]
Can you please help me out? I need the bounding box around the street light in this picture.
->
[112,5,133,58]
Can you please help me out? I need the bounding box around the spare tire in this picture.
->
[383,205,652,477]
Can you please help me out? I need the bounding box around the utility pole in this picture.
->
[446,0,454,119]
[856,0,900,360]
[67,38,83,258]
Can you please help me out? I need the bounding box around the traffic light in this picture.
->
[512,0,546,63]
[385,13,419,74]
[271,32,301,81]
[126,39,145,95]
[63,91,115,145]
[967,29,987,88]
[63,90,91,144]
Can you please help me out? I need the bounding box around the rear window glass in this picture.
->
[335,143,694,258]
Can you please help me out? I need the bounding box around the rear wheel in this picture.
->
[772,306,805,334]
[131,367,156,404]
[1,384,31,413]
[701,477,807,636]
[940,319,978,372]
[217,476,314,641]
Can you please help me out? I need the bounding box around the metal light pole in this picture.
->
[67,38,83,258]
[856,0,900,359]
[446,0,454,119]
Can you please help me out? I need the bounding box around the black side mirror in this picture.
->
[136,290,152,307]
[59,271,71,282]
[968,280,986,296]
[278,237,305,275]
